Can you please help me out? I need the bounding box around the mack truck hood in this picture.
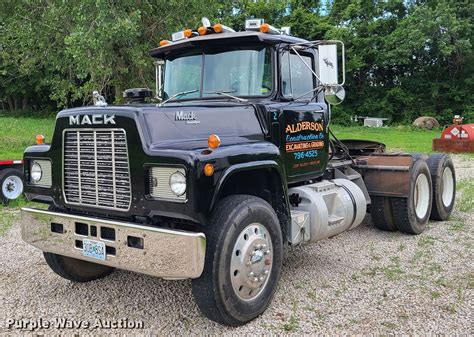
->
[56,103,266,151]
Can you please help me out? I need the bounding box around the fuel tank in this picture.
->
[288,179,367,245]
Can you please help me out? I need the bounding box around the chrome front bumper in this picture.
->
[21,207,206,279]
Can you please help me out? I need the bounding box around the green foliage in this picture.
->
[0,1,472,125]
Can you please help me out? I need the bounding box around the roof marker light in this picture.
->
[213,23,235,34]
[198,26,207,35]
[184,29,193,38]
[171,29,195,42]
[213,23,223,33]
[159,40,171,46]
[260,23,281,34]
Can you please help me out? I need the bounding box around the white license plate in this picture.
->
[82,239,106,260]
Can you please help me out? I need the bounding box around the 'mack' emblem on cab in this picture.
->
[69,114,116,125]
[175,111,200,124]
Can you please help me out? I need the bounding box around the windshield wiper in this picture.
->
[159,89,199,106]
[204,90,248,102]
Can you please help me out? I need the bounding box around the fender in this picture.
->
[210,160,289,212]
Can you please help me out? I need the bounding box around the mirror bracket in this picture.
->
[154,59,165,101]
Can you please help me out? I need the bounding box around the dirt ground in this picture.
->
[0,156,472,335]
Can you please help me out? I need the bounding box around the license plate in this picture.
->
[82,239,106,260]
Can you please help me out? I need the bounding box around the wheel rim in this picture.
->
[230,223,273,301]
[414,173,430,219]
[441,167,454,207]
[2,175,23,200]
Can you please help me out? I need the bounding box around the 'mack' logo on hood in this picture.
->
[69,114,116,125]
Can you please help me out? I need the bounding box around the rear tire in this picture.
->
[191,195,283,326]
[43,253,115,283]
[391,159,433,234]
[370,196,397,231]
[427,154,456,220]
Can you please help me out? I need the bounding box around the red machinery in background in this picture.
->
[433,115,474,153]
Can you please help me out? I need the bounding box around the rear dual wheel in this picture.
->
[371,158,433,234]
[392,158,433,234]
[427,154,456,221]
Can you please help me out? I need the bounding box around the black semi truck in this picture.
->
[21,18,456,325]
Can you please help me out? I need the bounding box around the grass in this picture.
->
[331,125,442,153]
[457,179,474,212]
[0,116,55,160]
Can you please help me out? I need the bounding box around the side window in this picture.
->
[281,52,314,99]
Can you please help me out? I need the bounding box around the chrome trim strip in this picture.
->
[21,207,206,279]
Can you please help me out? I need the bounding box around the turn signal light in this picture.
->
[35,134,45,145]
[159,40,170,46]
[208,134,221,149]
[204,163,215,177]
[260,23,270,33]
[184,29,193,38]
[213,24,223,33]
[198,26,207,35]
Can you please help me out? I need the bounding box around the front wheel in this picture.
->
[192,195,283,326]
[43,252,115,282]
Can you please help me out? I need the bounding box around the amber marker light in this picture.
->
[260,23,270,33]
[204,163,215,177]
[213,23,223,33]
[35,134,45,145]
[184,29,193,38]
[198,26,207,35]
[159,40,170,46]
[208,134,221,149]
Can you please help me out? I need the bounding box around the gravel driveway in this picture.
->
[1,156,472,335]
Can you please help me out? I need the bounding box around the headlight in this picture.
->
[30,161,43,183]
[169,171,186,196]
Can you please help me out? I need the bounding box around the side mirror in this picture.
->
[318,41,345,86]
[324,85,345,105]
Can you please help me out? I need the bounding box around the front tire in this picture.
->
[192,195,283,326]
[43,252,115,283]
[392,159,433,234]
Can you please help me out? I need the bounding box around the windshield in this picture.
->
[163,46,272,100]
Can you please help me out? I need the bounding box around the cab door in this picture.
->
[279,48,329,184]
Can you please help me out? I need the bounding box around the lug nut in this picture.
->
[248,272,255,277]
[264,250,270,255]
[253,277,259,283]
[259,276,264,282]
[264,270,269,275]
[262,244,267,250]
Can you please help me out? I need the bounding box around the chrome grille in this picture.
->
[63,129,131,211]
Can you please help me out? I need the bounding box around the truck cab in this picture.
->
[21,18,456,326]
